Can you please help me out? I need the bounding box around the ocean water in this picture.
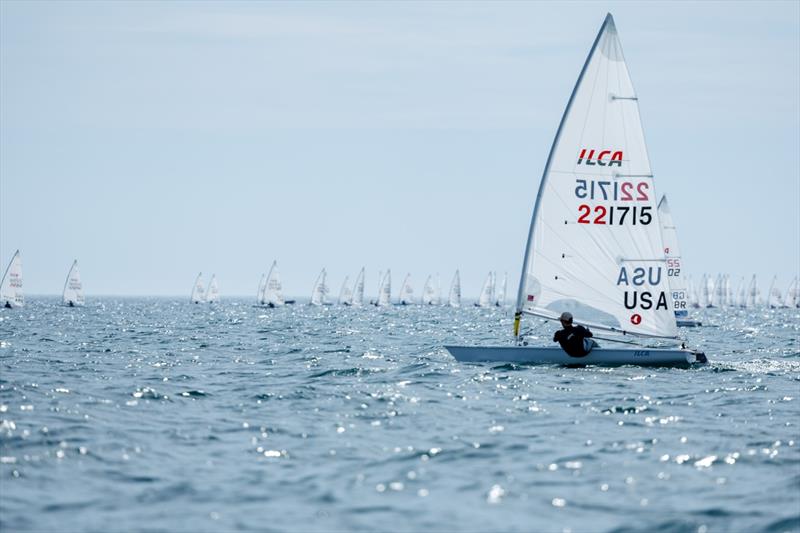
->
[0,298,798,533]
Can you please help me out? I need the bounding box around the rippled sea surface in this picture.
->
[1,298,798,532]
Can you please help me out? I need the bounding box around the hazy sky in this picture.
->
[1,1,798,298]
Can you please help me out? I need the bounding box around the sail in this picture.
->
[786,276,799,308]
[352,267,365,307]
[686,275,699,308]
[377,270,391,307]
[657,196,690,317]
[190,273,205,303]
[0,250,23,308]
[257,274,267,304]
[207,274,219,303]
[265,261,285,306]
[338,276,352,305]
[398,274,414,304]
[422,275,436,305]
[713,274,726,308]
[698,274,711,308]
[311,268,328,306]
[496,272,507,307]
[449,270,461,308]
[767,276,784,308]
[478,271,494,307]
[62,260,85,306]
[515,15,677,339]
[746,275,760,307]
[736,277,746,307]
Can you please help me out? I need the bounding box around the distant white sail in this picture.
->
[713,274,726,308]
[338,276,353,306]
[657,195,691,317]
[736,277,746,307]
[786,276,799,308]
[496,272,507,307]
[352,267,365,307]
[377,270,392,307]
[311,268,328,306]
[190,273,205,303]
[398,273,414,305]
[207,274,219,303]
[477,271,494,307]
[257,273,267,304]
[422,275,437,305]
[698,274,711,308]
[767,276,784,308]
[265,261,285,307]
[746,275,760,307]
[449,270,461,308]
[1,250,24,308]
[61,260,85,306]
[686,275,699,308]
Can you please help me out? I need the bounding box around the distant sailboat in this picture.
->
[736,277,747,308]
[422,275,437,305]
[686,275,699,308]
[190,273,205,304]
[311,268,329,306]
[352,267,365,307]
[448,270,461,308]
[712,274,726,308]
[786,277,799,308]
[338,276,353,306]
[495,272,507,307]
[746,275,760,307]
[398,274,414,305]
[657,195,700,326]
[767,276,784,308]
[1,250,23,308]
[62,260,85,307]
[206,274,219,303]
[257,274,267,304]
[375,270,391,307]
[476,271,495,307]
[698,274,711,308]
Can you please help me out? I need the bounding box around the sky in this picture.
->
[1,1,798,298]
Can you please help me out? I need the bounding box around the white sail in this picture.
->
[338,276,353,305]
[657,195,691,318]
[311,268,328,306]
[1,250,23,308]
[495,272,507,307]
[785,276,799,308]
[190,273,205,303]
[398,273,414,305]
[61,259,85,306]
[686,275,699,308]
[377,270,391,307]
[478,271,495,307]
[698,274,712,308]
[735,277,746,307]
[713,274,726,308]
[422,275,436,305]
[746,275,760,307]
[352,267,365,307]
[515,15,677,339]
[206,274,219,303]
[449,270,461,308]
[257,274,267,304]
[767,276,784,308]
[264,261,285,307]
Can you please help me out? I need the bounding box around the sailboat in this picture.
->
[375,270,391,307]
[1,250,23,308]
[257,274,267,304]
[310,268,329,306]
[686,275,699,308]
[713,274,726,308]
[206,274,219,303]
[62,260,85,307]
[476,271,495,307]
[767,276,785,308]
[261,261,286,307]
[338,276,353,306]
[495,273,507,307]
[657,196,701,326]
[190,273,205,304]
[449,270,461,308]
[746,275,760,307]
[445,15,706,366]
[421,275,437,305]
[736,276,747,307]
[785,276,799,308]
[352,267,365,307]
[398,274,414,305]
[699,274,712,308]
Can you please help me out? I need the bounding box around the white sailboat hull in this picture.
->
[445,345,707,367]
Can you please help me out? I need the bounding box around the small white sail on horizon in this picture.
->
[190,273,205,304]
[1,250,23,308]
[699,274,712,308]
[398,273,414,305]
[448,270,461,308]
[352,267,365,307]
[264,261,286,307]
[713,273,726,308]
[736,276,747,307]
[62,260,85,306]
[495,272,507,307]
[206,274,219,303]
[767,276,784,308]
[746,275,760,307]
[311,268,329,306]
[338,276,353,306]
[477,271,495,308]
[786,276,799,308]
[257,274,267,304]
[421,275,437,305]
[376,270,391,307]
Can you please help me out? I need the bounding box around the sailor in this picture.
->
[553,311,597,357]
[68,300,75,307]
[3,301,11,309]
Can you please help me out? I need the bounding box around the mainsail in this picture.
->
[477,272,495,308]
[338,276,353,306]
[62,260,85,306]
[449,270,461,308]
[398,274,414,305]
[713,274,726,308]
[311,268,328,306]
[746,275,760,307]
[207,274,219,303]
[352,267,365,307]
[257,274,267,304]
[496,272,507,307]
[190,273,205,304]
[767,276,784,308]
[422,275,437,305]
[514,14,677,339]
[657,196,689,318]
[377,270,391,307]
[1,250,23,308]
[265,261,285,307]
[786,277,799,308]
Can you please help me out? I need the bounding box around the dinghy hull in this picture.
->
[444,345,706,367]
